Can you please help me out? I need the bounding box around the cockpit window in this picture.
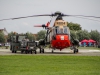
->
[54,26,68,34]
[60,28,63,33]
[64,26,67,34]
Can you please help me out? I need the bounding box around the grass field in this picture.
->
[0,55,100,75]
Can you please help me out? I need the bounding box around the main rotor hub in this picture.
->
[54,11,63,20]
[54,11,62,16]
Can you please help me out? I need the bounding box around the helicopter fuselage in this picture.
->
[47,19,71,50]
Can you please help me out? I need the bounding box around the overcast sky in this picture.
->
[0,0,100,33]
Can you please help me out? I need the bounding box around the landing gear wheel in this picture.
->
[35,50,37,54]
[74,48,78,53]
[40,48,44,53]
[74,49,76,53]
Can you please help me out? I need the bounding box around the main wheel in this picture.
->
[74,49,78,53]
[35,50,37,54]
[74,49,76,53]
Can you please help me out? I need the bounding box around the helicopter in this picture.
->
[34,11,80,53]
[0,11,99,53]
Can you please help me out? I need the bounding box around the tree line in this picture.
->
[71,30,100,42]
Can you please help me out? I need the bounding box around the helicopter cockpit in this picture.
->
[53,26,69,35]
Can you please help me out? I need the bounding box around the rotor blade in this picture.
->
[64,14,100,18]
[70,16,100,22]
[0,14,51,21]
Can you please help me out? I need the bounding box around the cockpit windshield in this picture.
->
[54,26,68,34]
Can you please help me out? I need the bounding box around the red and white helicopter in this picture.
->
[34,12,82,53]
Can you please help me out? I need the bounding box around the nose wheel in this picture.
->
[70,46,79,54]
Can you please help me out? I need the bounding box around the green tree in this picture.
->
[76,30,90,41]
[26,32,35,41]
[68,22,82,31]
[70,30,90,41]
[0,32,6,43]
[70,30,76,39]
[36,30,46,40]
[7,31,14,39]
[89,30,100,42]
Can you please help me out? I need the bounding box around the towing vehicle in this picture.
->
[10,34,37,54]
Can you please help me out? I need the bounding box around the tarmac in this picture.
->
[0,48,100,56]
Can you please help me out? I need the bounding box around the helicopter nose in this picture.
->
[53,40,70,50]
[57,41,69,46]
[51,35,71,49]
